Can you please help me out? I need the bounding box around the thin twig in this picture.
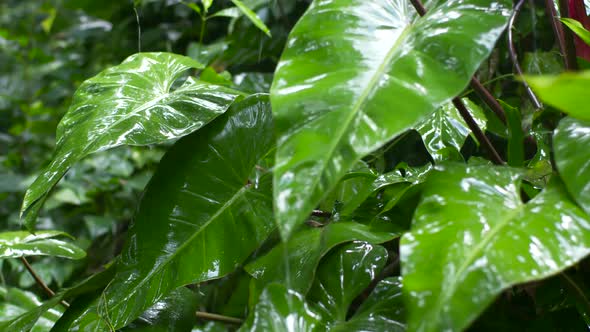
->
[20,257,70,308]
[560,272,590,315]
[545,0,577,70]
[195,311,243,325]
[559,0,579,70]
[469,77,507,124]
[453,99,504,164]
[508,0,543,109]
[409,0,504,164]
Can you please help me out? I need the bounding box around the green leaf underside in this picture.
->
[416,98,486,162]
[271,0,512,239]
[561,18,590,46]
[525,70,590,121]
[21,52,245,230]
[0,231,85,259]
[245,221,400,299]
[87,95,275,328]
[401,164,590,332]
[554,117,590,215]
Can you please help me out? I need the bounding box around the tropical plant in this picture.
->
[2,0,590,331]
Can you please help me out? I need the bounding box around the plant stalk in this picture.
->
[195,311,243,325]
[20,257,70,308]
[508,0,543,109]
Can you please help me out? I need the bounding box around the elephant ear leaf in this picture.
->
[401,164,590,332]
[21,52,245,230]
[270,0,512,239]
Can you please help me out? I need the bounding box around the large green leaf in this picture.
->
[308,242,388,322]
[271,0,512,239]
[554,117,590,215]
[400,164,590,332]
[0,231,85,259]
[525,70,590,121]
[21,52,245,230]
[245,221,399,299]
[91,95,275,328]
[415,98,486,162]
[0,287,63,332]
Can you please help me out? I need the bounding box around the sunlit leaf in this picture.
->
[271,0,512,239]
[401,164,590,332]
[90,95,275,328]
[554,117,590,215]
[561,18,590,46]
[21,52,245,230]
[0,231,85,259]
[230,0,271,37]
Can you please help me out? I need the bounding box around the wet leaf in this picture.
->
[554,117,590,215]
[401,164,590,332]
[561,18,590,46]
[21,52,245,230]
[230,0,271,37]
[0,231,85,259]
[415,99,486,162]
[91,95,275,328]
[271,0,512,239]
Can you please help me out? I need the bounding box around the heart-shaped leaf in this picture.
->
[308,242,388,322]
[554,117,590,215]
[401,164,590,332]
[0,231,85,260]
[245,221,400,299]
[415,98,486,162]
[271,0,512,239]
[21,52,245,230]
[91,95,275,328]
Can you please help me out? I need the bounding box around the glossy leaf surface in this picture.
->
[332,277,405,332]
[308,242,387,322]
[0,287,63,332]
[94,95,275,328]
[554,117,590,215]
[401,164,590,332]
[230,0,271,37]
[415,98,486,162]
[0,231,85,259]
[525,70,590,121]
[22,52,244,229]
[561,18,590,46]
[271,0,512,239]
[239,284,324,332]
[245,221,399,298]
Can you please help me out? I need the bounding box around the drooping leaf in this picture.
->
[239,284,324,332]
[561,18,590,46]
[230,0,271,37]
[401,164,590,332]
[21,52,245,230]
[554,117,590,215]
[308,242,388,322]
[271,0,512,239]
[415,98,486,162]
[0,231,85,260]
[0,287,63,332]
[91,95,275,329]
[525,70,590,121]
[332,277,405,332]
[245,221,400,300]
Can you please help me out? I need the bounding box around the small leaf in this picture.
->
[21,52,244,230]
[91,95,275,328]
[209,7,241,19]
[202,0,214,12]
[525,70,590,121]
[239,284,324,332]
[401,164,590,332]
[554,117,590,215]
[503,101,524,167]
[0,231,85,260]
[271,0,511,239]
[309,242,388,322]
[415,98,486,162]
[245,221,399,299]
[230,0,271,37]
[561,18,590,46]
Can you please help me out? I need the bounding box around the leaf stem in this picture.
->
[508,0,542,109]
[199,16,207,44]
[560,272,590,315]
[545,0,577,70]
[195,311,243,325]
[410,0,505,164]
[20,256,69,308]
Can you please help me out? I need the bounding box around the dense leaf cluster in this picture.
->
[2,0,590,331]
